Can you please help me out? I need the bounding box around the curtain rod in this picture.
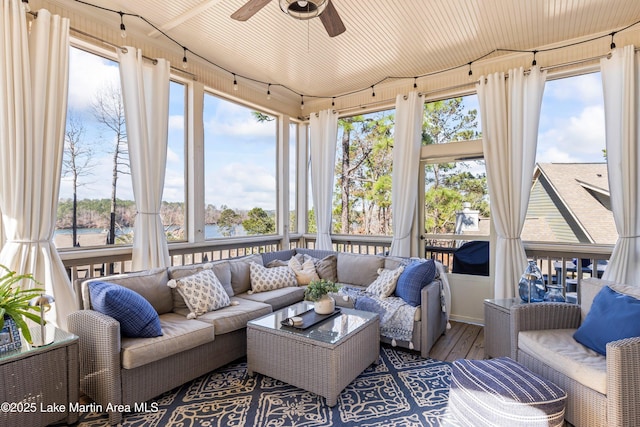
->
[68,27,197,79]
[324,52,617,119]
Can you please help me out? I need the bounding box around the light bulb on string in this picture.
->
[468,62,473,80]
[119,12,127,38]
[182,47,188,69]
[413,77,418,89]
[267,84,271,100]
[610,32,617,50]
[331,97,335,107]
[300,95,305,110]
[371,85,375,98]
[233,74,238,91]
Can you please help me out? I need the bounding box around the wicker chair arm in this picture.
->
[606,336,640,426]
[67,310,122,423]
[510,302,581,359]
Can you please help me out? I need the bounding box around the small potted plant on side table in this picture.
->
[0,264,45,352]
[304,279,339,314]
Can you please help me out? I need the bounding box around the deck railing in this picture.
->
[59,233,614,286]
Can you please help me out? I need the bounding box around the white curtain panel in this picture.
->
[478,66,547,299]
[390,91,424,257]
[600,45,640,285]
[118,47,171,271]
[0,3,75,328]
[309,109,338,250]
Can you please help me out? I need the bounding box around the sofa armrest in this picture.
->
[419,280,447,358]
[67,310,122,422]
[606,336,640,426]
[510,302,581,360]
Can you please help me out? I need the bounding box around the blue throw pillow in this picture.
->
[89,281,163,338]
[394,260,437,306]
[573,285,640,355]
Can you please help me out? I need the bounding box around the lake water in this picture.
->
[54,224,246,239]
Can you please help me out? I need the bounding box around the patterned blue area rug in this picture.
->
[78,346,452,426]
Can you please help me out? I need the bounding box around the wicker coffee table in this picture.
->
[247,301,380,406]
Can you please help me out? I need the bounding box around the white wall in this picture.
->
[447,273,493,325]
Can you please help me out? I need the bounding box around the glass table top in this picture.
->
[248,301,378,345]
[0,324,78,363]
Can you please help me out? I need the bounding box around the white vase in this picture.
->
[314,295,335,314]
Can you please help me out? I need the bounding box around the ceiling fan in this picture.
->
[231,0,346,37]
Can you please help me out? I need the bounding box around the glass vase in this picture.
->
[544,285,566,302]
[518,260,546,303]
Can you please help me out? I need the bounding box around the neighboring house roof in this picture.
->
[523,163,616,244]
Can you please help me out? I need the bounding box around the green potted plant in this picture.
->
[0,264,45,349]
[304,279,339,314]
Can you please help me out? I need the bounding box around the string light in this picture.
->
[610,32,617,50]
[182,47,188,69]
[267,84,271,100]
[300,95,304,110]
[371,85,375,98]
[119,11,126,39]
[21,0,30,13]
[532,50,538,66]
[69,1,640,110]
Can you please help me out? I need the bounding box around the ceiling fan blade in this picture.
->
[319,0,346,37]
[231,0,272,21]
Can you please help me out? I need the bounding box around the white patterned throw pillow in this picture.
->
[366,266,405,298]
[249,262,297,293]
[167,269,230,319]
[288,256,320,285]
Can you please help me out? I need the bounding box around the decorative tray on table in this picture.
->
[281,308,341,330]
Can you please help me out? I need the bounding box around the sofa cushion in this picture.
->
[519,328,607,394]
[266,253,304,268]
[88,281,163,338]
[249,262,297,292]
[84,268,172,315]
[168,262,233,312]
[304,254,338,283]
[573,285,640,355]
[395,260,437,306]
[230,254,263,295]
[261,249,296,266]
[366,266,405,298]
[337,253,385,285]
[177,297,272,335]
[288,256,320,285]
[168,269,231,318]
[237,286,306,310]
[121,313,215,369]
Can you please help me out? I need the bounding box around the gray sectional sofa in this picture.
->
[68,248,448,425]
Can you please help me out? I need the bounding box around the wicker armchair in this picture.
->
[510,278,640,427]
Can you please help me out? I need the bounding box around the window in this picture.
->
[333,109,395,235]
[57,46,133,249]
[162,81,186,241]
[524,72,612,244]
[203,94,277,237]
[289,122,297,233]
[420,95,486,270]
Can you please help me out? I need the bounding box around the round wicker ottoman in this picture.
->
[446,357,567,426]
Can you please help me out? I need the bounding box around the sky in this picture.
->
[61,47,606,211]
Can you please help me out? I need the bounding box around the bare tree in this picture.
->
[62,111,95,247]
[91,82,129,246]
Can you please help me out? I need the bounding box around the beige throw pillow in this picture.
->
[249,262,297,293]
[366,266,405,298]
[167,269,230,319]
[304,254,338,283]
[288,256,320,285]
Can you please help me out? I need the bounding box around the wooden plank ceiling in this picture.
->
[43,0,640,110]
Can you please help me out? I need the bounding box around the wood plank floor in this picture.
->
[429,321,485,361]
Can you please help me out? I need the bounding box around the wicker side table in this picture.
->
[0,326,79,426]
[484,298,520,358]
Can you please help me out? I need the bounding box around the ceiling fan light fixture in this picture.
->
[279,0,328,20]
